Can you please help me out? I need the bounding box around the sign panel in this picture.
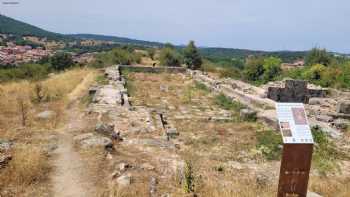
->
[276,103,314,144]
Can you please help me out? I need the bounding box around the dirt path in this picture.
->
[51,72,97,197]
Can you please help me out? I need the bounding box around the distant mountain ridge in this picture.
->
[2,14,346,62]
[0,14,71,41]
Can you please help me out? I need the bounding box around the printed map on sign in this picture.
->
[276,103,314,144]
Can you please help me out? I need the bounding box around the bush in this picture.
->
[111,48,135,65]
[262,57,282,82]
[0,63,49,82]
[305,48,333,67]
[159,47,182,67]
[88,48,141,68]
[243,56,265,81]
[50,52,74,70]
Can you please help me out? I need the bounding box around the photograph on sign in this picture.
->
[276,103,314,144]
[292,107,308,125]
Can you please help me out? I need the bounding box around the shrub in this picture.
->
[159,47,182,67]
[305,48,333,67]
[262,57,282,82]
[243,56,265,81]
[111,48,134,65]
[0,64,49,82]
[50,52,74,70]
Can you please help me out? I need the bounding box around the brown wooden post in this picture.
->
[277,144,313,197]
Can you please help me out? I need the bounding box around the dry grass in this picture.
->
[0,144,50,196]
[0,68,94,132]
[0,68,97,196]
[123,71,350,196]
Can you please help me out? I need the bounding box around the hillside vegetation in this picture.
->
[69,34,163,47]
[0,15,71,41]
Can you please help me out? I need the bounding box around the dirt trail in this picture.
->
[51,72,96,197]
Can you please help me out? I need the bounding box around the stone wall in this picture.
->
[267,80,328,103]
[119,65,186,74]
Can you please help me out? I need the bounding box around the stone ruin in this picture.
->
[267,80,328,103]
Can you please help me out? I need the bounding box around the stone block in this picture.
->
[337,101,350,114]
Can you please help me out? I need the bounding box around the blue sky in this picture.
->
[1,0,349,52]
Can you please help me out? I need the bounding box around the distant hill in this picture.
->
[0,14,72,41]
[69,34,163,47]
[2,14,337,62]
[199,48,308,62]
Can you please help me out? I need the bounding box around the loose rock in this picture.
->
[0,139,12,152]
[240,108,257,121]
[116,174,131,187]
[36,110,56,120]
[74,133,112,149]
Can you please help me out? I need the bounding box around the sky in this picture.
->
[1,0,349,53]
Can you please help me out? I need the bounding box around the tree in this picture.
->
[262,57,282,82]
[111,48,133,65]
[243,56,265,81]
[159,47,182,67]
[305,48,333,67]
[50,52,74,70]
[183,41,202,70]
[302,64,327,81]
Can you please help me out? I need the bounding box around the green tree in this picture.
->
[302,64,327,81]
[159,47,182,67]
[243,56,265,81]
[50,52,74,70]
[262,57,282,82]
[110,48,140,65]
[305,48,333,66]
[183,40,202,70]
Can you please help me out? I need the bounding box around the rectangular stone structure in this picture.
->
[268,80,327,104]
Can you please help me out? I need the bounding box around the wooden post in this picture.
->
[277,144,313,197]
